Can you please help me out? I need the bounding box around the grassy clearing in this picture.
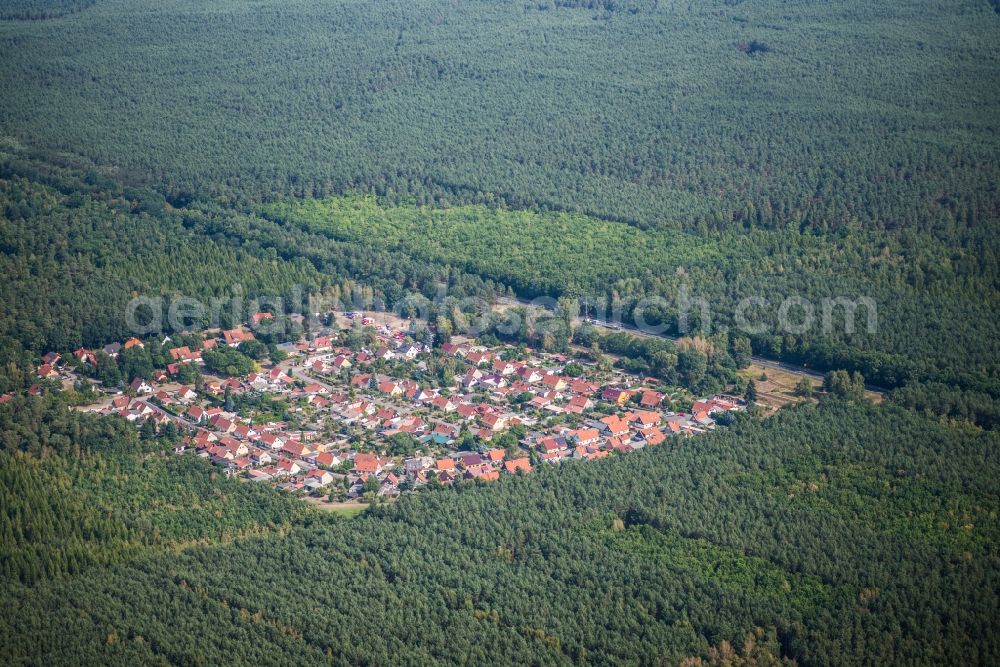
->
[265,196,719,295]
[304,498,369,517]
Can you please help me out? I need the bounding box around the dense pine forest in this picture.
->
[1,0,998,235]
[1,0,999,664]
[1,397,997,665]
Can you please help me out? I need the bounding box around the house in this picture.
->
[247,469,273,482]
[485,449,506,464]
[377,379,403,396]
[398,344,422,360]
[312,451,342,468]
[276,459,301,476]
[152,390,174,406]
[466,350,492,365]
[265,367,291,386]
[692,397,742,415]
[573,445,607,462]
[569,379,598,395]
[493,359,518,376]
[36,364,58,379]
[440,342,467,357]
[541,374,567,391]
[598,415,630,437]
[638,427,666,446]
[251,449,273,465]
[564,395,594,414]
[169,346,201,363]
[173,437,191,454]
[529,395,551,410]
[640,390,664,408]
[628,410,661,428]
[517,366,544,383]
[176,386,198,402]
[405,456,435,474]
[504,457,533,475]
[123,337,144,350]
[430,396,456,412]
[431,422,459,443]
[353,453,382,475]
[129,378,153,395]
[222,328,255,346]
[481,413,509,432]
[435,458,456,472]
[312,336,334,353]
[258,433,285,450]
[464,463,499,482]
[250,312,274,326]
[601,388,632,405]
[282,440,312,458]
[568,427,601,446]
[73,348,97,365]
[461,369,483,389]
[538,436,568,455]
[306,469,335,487]
[379,473,401,496]
[228,457,253,472]
[210,415,236,433]
[219,437,249,457]
[456,453,483,469]
[693,411,715,428]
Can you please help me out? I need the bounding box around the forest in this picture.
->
[0,0,998,663]
[0,395,311,586]
[0,397,997,665]
[0,0,997,236]
[0,0,94,21]
[265,195,1000,396]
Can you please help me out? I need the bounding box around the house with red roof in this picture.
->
[638,427,666,446]
[464,463,499,481]
[123,337,144,350]
[36,364,58,379]
[353,453,382,475]
[564,395,594,414]
[568,427,600,446]
[601,388,632,405]
[640,390,664,408]
[222,328,255,347]
[481,413,509,432]
[504,457,532,475]
[599,415,631,437]
[250,312,274,326]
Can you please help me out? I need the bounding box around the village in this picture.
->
[21,309,747,508]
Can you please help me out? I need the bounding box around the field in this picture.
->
[303,499,369,517]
